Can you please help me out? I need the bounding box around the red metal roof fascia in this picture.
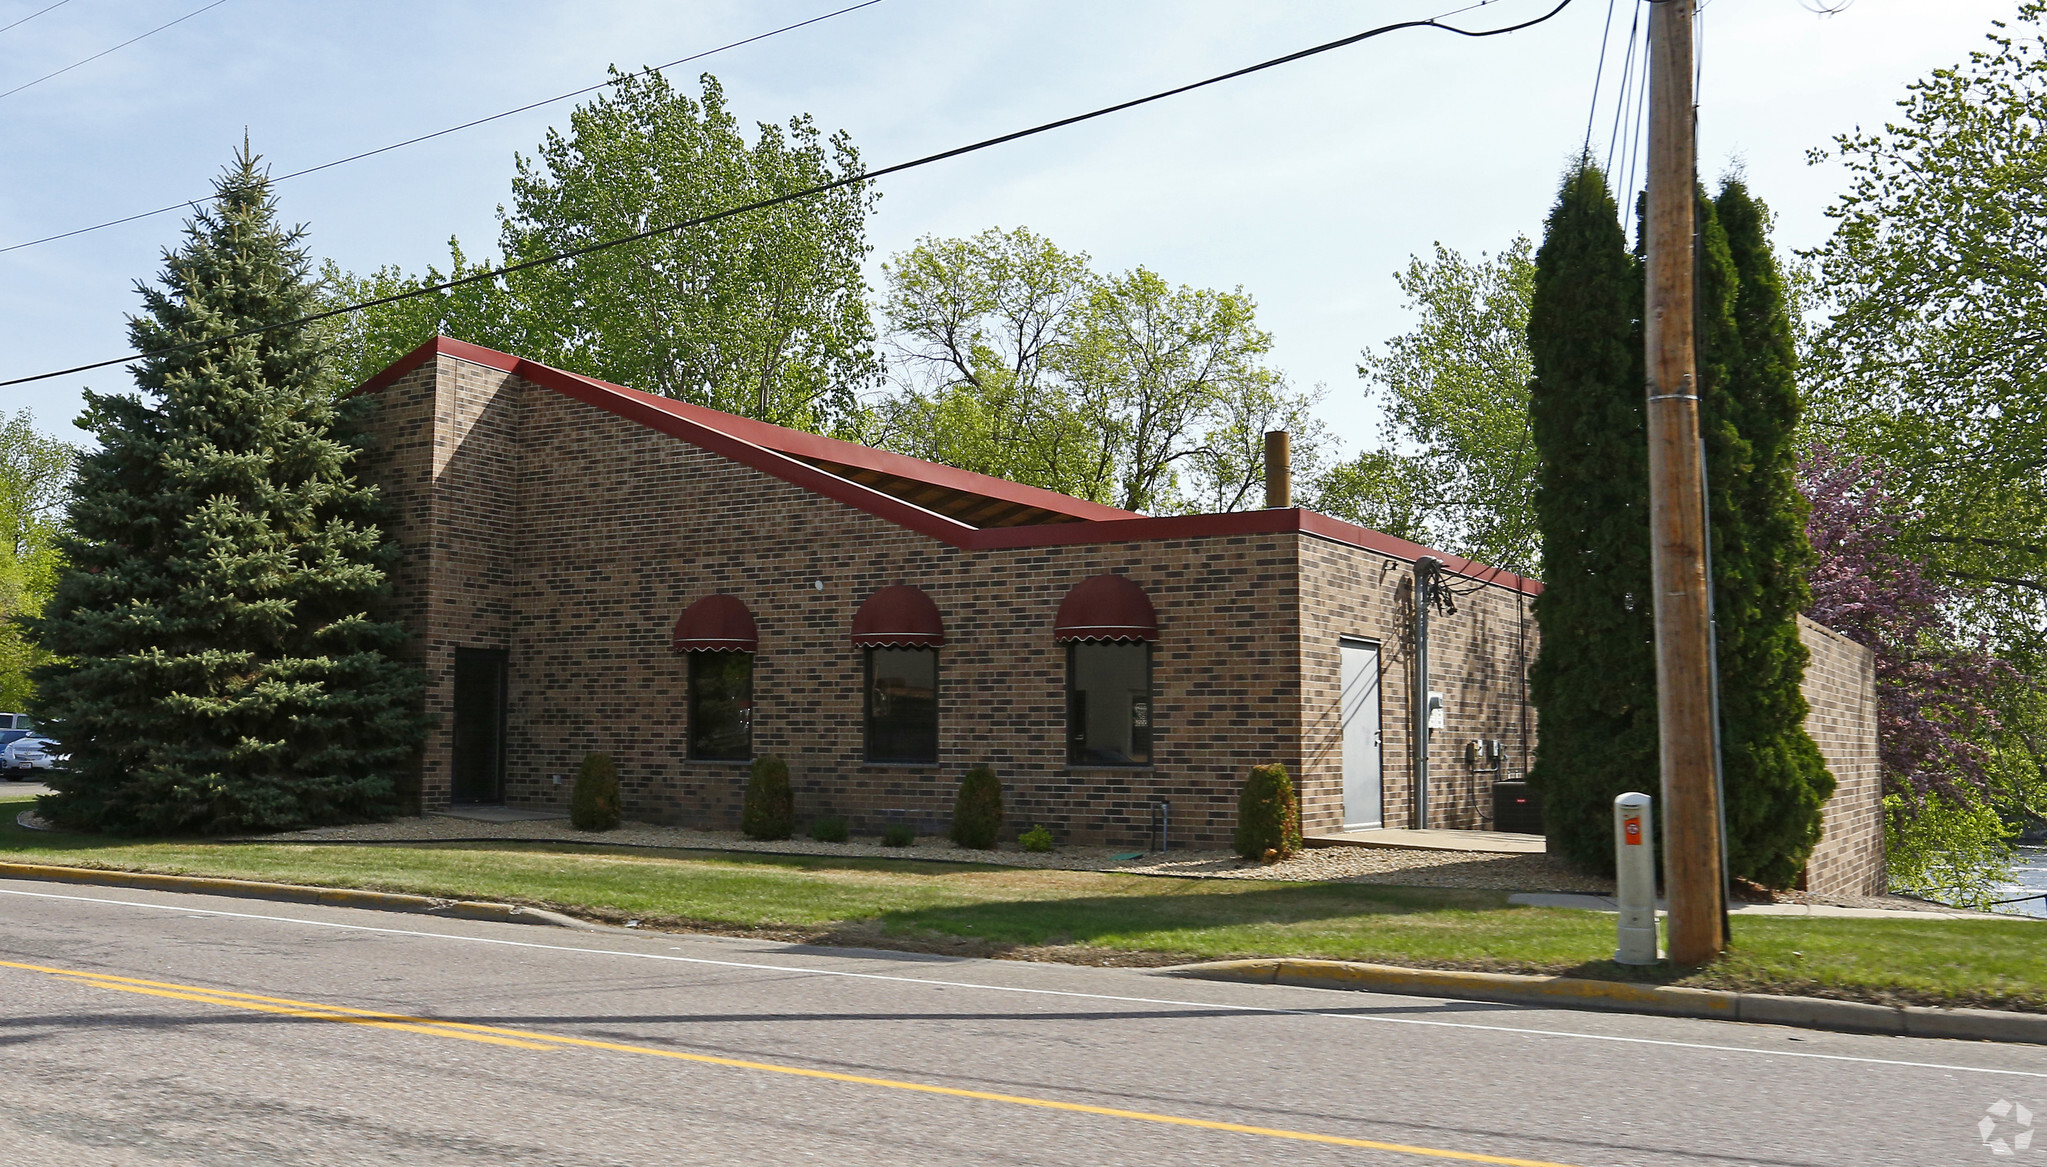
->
[347,341,1542,595]
[1296,510,1542,596]
[657,407,1137,524]
[374,339,986,548]
[351,335,449,395]
[352,337,1126,535]
[970,508,1541,596]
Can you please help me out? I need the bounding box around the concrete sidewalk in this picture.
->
[1506,891,2025,920]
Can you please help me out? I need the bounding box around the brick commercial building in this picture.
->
[355,337,1883,894]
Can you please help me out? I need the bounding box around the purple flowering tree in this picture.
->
[1799,448,2006,806]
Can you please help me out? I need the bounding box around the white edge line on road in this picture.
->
[3,882,2041,1081]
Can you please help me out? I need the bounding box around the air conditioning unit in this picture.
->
[1492,780,1542,834]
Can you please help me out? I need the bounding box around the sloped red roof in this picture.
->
[355,337,1539,596]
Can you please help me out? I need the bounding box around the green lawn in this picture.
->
[0,793,2039,1011]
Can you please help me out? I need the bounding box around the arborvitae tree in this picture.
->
[1704,180,1833,888]
[1531,167,1835,884]
[1527,163,1657,876]
[28,147,425,835]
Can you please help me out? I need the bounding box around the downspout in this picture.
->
[1414,556,1439,829]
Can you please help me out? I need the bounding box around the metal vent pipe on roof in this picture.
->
[1264,431,1291,509]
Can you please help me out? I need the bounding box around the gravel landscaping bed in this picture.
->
[237,813,1619,893]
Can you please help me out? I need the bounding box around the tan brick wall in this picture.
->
[356,355,525,806]
[1797,614,1885,896]
[1296,546,1535,833]
[357,355,1537,846]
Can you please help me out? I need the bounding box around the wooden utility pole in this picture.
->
[1644,0,1727,963]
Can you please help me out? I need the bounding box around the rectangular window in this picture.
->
[688,651,754,761]
[1066,642,1152,766]
[865,647,938,764]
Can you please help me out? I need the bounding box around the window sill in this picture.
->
[1063,764,1156,773]
[684,758,756,767]
[859,762,943,770]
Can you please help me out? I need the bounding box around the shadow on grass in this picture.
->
[0,810,1013,879]
[854,880,1588,965]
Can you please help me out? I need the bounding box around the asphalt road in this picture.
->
[0,880,2037,1166]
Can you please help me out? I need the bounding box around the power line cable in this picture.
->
[0,0,1576,390]
[0,0,227,102]
[1621,24,1651,207]
[1581,0,1618,157]
[0,0,882,256]
[1603,0,1642,177]
[0,0,72,37]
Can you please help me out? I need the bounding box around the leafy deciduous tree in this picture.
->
[1803,3,2047,660]
[872,228,1322,515]
[328,71,880,433]
[1800,448,2020,904]
[0,413,72,710]
[1332,237,1540,575]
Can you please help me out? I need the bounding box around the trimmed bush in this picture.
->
[569,752,621,831]
[1018,824,1054,853]
[881,822,915,848]
[1234,763,1301,860]
[742,754,793,840]
[949,764,1003,849]
[809,815,849,843]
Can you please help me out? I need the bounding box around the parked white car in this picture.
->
[3,734,60,778]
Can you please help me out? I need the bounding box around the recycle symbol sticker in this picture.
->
[1982,1100,2036,1157]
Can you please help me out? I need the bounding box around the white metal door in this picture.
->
[1341,639,1383,830]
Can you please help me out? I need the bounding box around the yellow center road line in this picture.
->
[47,975,562,1050]
[6,958,1586,1167]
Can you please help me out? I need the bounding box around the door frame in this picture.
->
[1339,636,1385,831]
[451,647,509,805]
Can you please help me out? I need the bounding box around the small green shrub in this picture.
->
[742,754,794,840]
[1018,824,1054,853]
[809,815,849,843]
[569,752,620,831]
[949,764,1003,849]
[881,822,915,847]
[1234,762,1301,860]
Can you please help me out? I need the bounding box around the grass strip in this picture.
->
[0,795,2038,1012]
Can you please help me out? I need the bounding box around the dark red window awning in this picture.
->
[1054,574,1158,642]
[672,594,758,652]
[851,585,945,647]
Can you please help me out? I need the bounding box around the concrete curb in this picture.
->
[0,861,589,930]
[1157,958,2047,1046]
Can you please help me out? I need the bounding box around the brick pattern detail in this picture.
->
[357,355,1538,846]
[1296,546,1536,832]
[1797,615,1885,896]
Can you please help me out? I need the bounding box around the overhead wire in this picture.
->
[0,0,883,256]
[0,0,228,102]
[1602,0,1642,177]
[1581,0,1618,157]
[0,0,1578,390]
[0,0,72,37]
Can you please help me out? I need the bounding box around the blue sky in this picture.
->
[0,0,2020,459]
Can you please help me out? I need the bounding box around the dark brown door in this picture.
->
[451,648,507,804]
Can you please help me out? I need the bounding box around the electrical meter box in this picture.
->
[1426,691,1445,731]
